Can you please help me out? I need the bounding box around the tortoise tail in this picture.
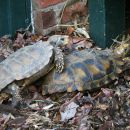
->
[54,47,64,73]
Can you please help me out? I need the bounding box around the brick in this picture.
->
[32,0,88,35]
[42,10,56,29]
[33,11,43,34]
[33,0,65,8]
[61,2,87,23]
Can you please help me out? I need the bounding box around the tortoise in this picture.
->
[0,35,69,106]
[41,39,130,95]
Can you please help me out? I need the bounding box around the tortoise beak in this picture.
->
[62,36,69,45]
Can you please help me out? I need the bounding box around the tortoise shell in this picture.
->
[0,41,54,91]
[41,49,124,95]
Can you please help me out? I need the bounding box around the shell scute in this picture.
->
[71,62,91,83]
[0,66,14,91]
[0,41,54,91]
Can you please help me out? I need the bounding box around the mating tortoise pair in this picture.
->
[0,35,130,105]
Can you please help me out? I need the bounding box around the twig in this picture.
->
[92,92,102,100]
[58,0,70,25]
[55,22,87,27]
[33,99,59,105]
[23,23,32,37]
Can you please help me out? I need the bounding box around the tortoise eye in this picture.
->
[60,38,64,41]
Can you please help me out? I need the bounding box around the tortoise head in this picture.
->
[48,35,69,47]
[48,35,69,73]
[113,36,130,59]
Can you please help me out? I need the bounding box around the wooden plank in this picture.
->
[0,0,10,36]
[0,0,31,37]
[88,0,125,48]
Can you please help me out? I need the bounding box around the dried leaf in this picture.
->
[96,103,109,110]
[60,102,79,122]
[75,27,90,38]
[67,26,75,35]
[101,88,113,97]
[25,112,52,128]
[43,104,54,110]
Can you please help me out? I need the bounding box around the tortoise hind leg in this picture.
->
[2,83,23,107]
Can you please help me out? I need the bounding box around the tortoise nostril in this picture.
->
[60,38,64,41]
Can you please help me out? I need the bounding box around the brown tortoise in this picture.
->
[41,38,130,95]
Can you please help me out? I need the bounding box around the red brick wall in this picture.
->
[32,0,87,35]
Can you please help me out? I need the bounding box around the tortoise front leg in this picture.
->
[54,47,64,73]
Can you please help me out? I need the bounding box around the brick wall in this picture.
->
[32,0,87,35]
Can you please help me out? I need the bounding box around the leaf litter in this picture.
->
[0,27,129,130]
